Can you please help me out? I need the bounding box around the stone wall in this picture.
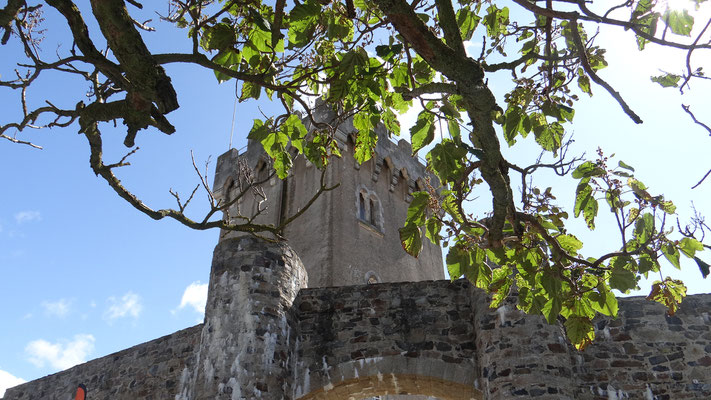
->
[573,293,711,399]
[3,238,710,399]
[3,325,201,400]
[293,280,479,399]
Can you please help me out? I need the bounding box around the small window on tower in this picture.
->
[356,187,383,233]
[369,198,377,225]
[359,192,366,220]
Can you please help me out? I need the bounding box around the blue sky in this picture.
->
[1,1,710,396]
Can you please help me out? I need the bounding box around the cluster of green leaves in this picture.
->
[168,0,709,351]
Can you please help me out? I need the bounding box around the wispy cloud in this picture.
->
[0,369,26,397]
[14,211,41,224]
[105,292,142,321]
[41,298,72,318]
[175,281,208,315]
[25,334,95,370]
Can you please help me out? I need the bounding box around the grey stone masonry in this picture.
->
[176,237,308,400]
[2,325,200,400]
[3,240,710,399]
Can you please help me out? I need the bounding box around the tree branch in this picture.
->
[569,20,642,124]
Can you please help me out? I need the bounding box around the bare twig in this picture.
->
[682,104,711,136]
[692,169,711,190]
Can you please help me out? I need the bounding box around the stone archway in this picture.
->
[297,373,481,400]
[293,356,482,400]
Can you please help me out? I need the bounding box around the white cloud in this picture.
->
[14,211,41,224]
[176,281,208,314]
[0,369,25,397]
[25,334,95,370]
[105,292,142,321]
[41,298,72,317]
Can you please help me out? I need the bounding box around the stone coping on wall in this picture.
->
[2,325,202,400]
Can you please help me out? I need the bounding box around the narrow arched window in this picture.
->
[359,192,366,220]
[369,197,377,225]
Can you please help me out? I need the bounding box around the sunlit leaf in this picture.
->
[410,110,435,154]
[565,316,595,350]
[663,9,694,36]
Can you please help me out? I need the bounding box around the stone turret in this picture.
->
[176,237,307,399]
[213,104,444,288]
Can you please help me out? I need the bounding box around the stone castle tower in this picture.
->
[212,104,444,287]
[4,107,711,399]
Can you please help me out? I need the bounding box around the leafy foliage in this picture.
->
[1,0,709,351]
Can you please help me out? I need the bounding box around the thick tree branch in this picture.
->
[396,82,459,99]
[434,0,466,57]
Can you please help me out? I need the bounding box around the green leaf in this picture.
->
[534,122,564,152]
[694,257,710,278]
[618,160,635,172]
[375,44,403,61]
[637,254,657,274]
[651,73,682,88]
[447,244,490,288]
[382,109,401,136]
[456,8,481,41]
[489,265,512,308]
[288,2,321,47]
[565,316,595,350]
[353,112,379,163]
[572,161,605,179]
[272,150,292,179]
[503,106,522,145]
[577,73,591,95]
[540,269,562,296]
[410,111,435,154]
[426,140,467,183]
[634,213,654,243]
[647,278,687,315]
[632,7,660,50]
[240,81,261,102]
[281,114,307,154]
[247,119,270,142]
[590,291,619,317]
[483,5,509,37]
[248,7,271,32]
[327,78,349,102]
[201,23,235,51]
[558,234,583,254]
[405,191,429,226]
[663,9,694,36]
[574,180,597,229]
[662,242,681,269]
[399,223,423,257]
[660,200,677,214]
[212,49,242,83]
[446,244,469,279]
[583,197,598,230]
[425,218,442,245]
[679,237,704,258]
[542,297,562,324]
[447,119,461,141]
[609,264,637,292]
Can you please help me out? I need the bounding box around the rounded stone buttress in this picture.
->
[185,237,307,399]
